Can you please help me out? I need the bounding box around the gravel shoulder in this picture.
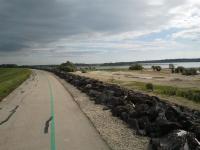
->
[54,74,149,150]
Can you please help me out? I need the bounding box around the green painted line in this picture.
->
[47,78,57,150]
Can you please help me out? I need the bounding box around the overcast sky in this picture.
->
[0,0,200,65]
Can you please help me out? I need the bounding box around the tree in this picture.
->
[0,64,18,68]
[58,61,76,72]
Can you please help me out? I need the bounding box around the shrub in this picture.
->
[152,66,162,71]
[129,64,143,70]
[182,68,197,76]
[156,66,162,71]
[81,69,87,73]
[146,83,154,91]
[175,66,185,73]
[58,61,77,72]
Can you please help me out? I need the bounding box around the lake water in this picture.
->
[97,62,200,69]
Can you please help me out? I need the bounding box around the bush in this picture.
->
[81,69,87,73]
[146,83,154,91]
[152,66,162,71]
[129,64,143,70]
[175,66,185,73]
[58,61,76,72]
[182,68,197,76]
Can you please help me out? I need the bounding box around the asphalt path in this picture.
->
[0,70,110,150]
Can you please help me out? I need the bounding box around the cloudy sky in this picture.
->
[0,0,200,65]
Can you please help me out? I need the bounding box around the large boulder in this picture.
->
[88,90,102,99]
[108,96,125,107]
[149,130,200,150]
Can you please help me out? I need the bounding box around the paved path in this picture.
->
[0,70,110,150]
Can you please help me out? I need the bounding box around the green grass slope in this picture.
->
[0,68,31,101]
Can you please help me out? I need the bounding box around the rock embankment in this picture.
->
[52,70,200,150]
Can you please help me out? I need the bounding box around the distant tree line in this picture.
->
[0,64,18,68]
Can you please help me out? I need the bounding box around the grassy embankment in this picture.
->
[0,68,31,101]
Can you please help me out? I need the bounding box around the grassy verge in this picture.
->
[109,79,200,103]
[154,85,200,103]
[0,68,31,101]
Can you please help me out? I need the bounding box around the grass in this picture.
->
[155,85,200,103]
[0,68,31,101]
[109,79,200,103]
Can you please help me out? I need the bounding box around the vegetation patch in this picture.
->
[129,64,143,70]
[0,68,31,101]
[145,83,154,91]
[182,68,198,76]
[152,65,162,71]
[155,85,200,103]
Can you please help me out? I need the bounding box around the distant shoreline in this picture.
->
[76,58,200,66]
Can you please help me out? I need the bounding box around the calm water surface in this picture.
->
[96,62,200,69]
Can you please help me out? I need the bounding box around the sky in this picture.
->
[0,0,200,65]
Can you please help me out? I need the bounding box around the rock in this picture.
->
[111,105,127,117]
[108,96,125,107]
[94,97,102,104]
[85,84,92,89]
[149,130,200,150]
[98,91,114,104]
[138,116,150,131]
[146,106,159,121]
[135,103,150,117]
[155,118,182,136]
[121,112,128,122]
[102,106,110,111]
[128,109,138,118]
[88,90,102,98]
[127,118,139,129]
[165,106,181,122]
[191,125,200,141]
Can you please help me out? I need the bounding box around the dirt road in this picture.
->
[0,70,110,150]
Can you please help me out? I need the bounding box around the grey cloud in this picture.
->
[0,0,186,53]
